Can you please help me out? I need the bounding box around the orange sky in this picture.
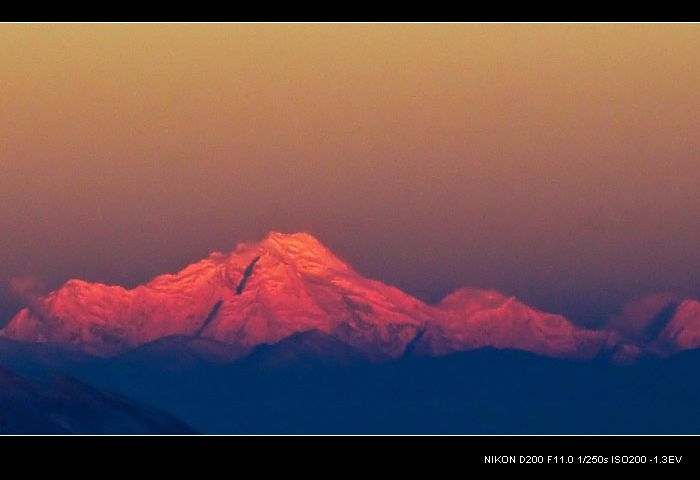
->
[1,24,699,325]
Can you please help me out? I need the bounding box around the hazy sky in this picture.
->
[1,23,699,326]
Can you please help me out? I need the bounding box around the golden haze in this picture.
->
[0,24,699,325]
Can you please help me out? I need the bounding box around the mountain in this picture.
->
[607,295,700,357]
[654,299,700,353]
[3,230,700,434]
[61,346,700,434]
[0,231,639,360]
[412,288,609,359]
[0,365,194,434]
[239,330,371,369]
[113,335,250,369]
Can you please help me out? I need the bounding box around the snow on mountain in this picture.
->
[413,288,611,359]
[0,232,614,359]
[606,295,700,357]
[648,299,700,355]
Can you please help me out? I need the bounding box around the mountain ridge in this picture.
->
[2,231,699,362]
[0,365,194,434]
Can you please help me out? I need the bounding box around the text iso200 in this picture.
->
[611,456,647,464]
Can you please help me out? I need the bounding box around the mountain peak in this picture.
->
[264,231,320,244]
[261,231,330,256]
[236,231,352,275]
